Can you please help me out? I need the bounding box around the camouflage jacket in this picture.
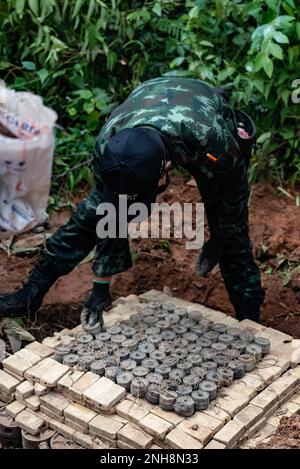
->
[94,77,249,238]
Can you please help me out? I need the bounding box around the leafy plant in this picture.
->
[0,0,299,192]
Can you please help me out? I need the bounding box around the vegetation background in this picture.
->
[0,0,299,200]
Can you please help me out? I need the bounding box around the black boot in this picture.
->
[236,309,260,323]
[0,266,59,318]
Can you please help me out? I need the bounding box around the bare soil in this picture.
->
[257,415,300,449]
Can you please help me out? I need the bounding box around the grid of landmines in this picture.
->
[0,290,300,449]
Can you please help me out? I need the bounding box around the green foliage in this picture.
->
[0,0,299,191]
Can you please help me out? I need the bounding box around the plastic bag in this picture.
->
[0,87,57,238]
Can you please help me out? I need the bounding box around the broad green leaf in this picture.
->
[199,40,214,47]
[265,0,278,11]
[273,31,289,44]
[37,68,49,84]
[83,102,94,113]
[254,52,266,71]
[0,61,11,70]
[269,42,283,59]
[257,132,272,144]
[273,15,295,28]
[296,22,300,41]
[15,0,25,16]
[28,0,39,16]
[188,5,199,19]
[152,3,162,17]
[72,0,83,19]
[263,56,273,77]
[21,61,36,70]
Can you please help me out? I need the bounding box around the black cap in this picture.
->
[100,127,166,217]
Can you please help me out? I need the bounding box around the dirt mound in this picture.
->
[258,415,300,449]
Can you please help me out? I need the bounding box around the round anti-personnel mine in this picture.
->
[107,325,121,335]
[201,348,217,361]
[147,335,162,346]
[130,377,148,397]
[104,355,119,367]
[174,307,188,318]
[183,332,198,343]
[142,306,156,316]
[215,353,229,367]
[228,360,245,379]
[197,337,212,348]
[149,301,162,310]
[110,334,126,346]
[54,345,71,363]
[180,318,196,330]
[122,327,137,339]
[91,340,104,351]
[123,339,138,350]
[239,353,256,371]
[218,334,234,347]
[145,326,160,336]
[90,359,106,375]
[191,325,204,336]
[254,337,270,356]
[144,316,158,326]
[120,359,137,371]
[226,348,240,360]
[63,354,78,367]
[163,356,179,369]
[212,323,227,334]
[164,303,176,312]
[115,348,130,361]
[227,327,242,339]
[154,365,171,379]
[105,366,121,382]
[191,390,210,411]
[199,380,218,400]
[142,358,159,372]
[171,348,188,360]
[211,342,227,352]
[95,332,111,343]
[191,366,206,379]
[106,343,119,353]
[169,369,185,382]
[172,325,188,336]
[174,396,194,417]
[186,354,202,366]
[132,366,149,378]
[246,344,263,361]
[158,342,173,355]
[116,372,133,391]
[95,349,108,360]
[150,350,166,362]
[218,368,234,386]
[176,384,193,397]
[130,351,146,365]
[145,383,161,404]
[183,374,199,390]
[156,320,170,330]
[78,355,94,370]
[159,390,178,411]
[161,330,176,341]
[84,322,103,335]
[199,318,213,329]
[132,333,147,343]
[147,372,163,385]
[187,344,202,354]
[202,360,218,372]
[188,310,203,321]
[240,330,255,344]
[231,340,246,354]
[205,370,222,387]
[78,333,94,344]
[203,331,219,343]
[165,313,180,324]
[173,338,189,348]
[138,341,155,356]
[156,311,167,320]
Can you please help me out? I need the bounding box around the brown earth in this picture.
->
[257,415,300,449]
[0,174,299,341]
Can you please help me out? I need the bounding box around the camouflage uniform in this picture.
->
[40,77,265,316]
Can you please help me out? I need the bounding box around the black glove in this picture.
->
[80,281,110,331]
[196,236,224,277]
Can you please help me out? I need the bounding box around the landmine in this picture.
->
[1,290,300,449]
